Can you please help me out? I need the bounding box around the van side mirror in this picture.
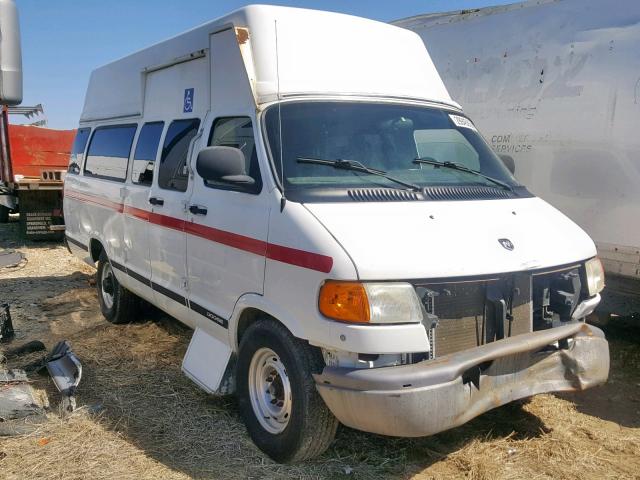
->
[499,154,515,175]
[196,146,255,185]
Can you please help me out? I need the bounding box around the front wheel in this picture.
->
[237,318,338,463]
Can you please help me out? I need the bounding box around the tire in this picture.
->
[0,205,9,223]
[237,318,338,463]
[96,251,138,324]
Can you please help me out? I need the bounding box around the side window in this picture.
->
[84,125,137,182]
[158,119,200,192]
[131,122,164,186]
[68,128,91,174]
[207,117,261,194]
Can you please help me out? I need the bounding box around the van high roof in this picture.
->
[80,4,454,123]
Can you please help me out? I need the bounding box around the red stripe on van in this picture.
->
[65,189,333,273]
[149,211,186,231]
[65,190,124,213]
[184,222,267,256]
[123,205,151,221]
[266,243,334,274]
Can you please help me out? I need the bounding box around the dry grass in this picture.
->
[1,219,640,479]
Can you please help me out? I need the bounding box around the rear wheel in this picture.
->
[237,318,338,463]
[96,251,138,324]
[0,205,9,223]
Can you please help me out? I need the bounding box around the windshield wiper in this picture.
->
[297,157,421,191]
[413,157,513,191]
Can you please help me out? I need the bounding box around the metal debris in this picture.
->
[0,369,47,436]
[45,341,82,412]
[0,303,15,343]
[0,339,82,434]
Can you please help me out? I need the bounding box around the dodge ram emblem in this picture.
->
[498,238,514,251]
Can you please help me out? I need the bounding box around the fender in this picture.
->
[228,292,431,355]
[228,292,305,351]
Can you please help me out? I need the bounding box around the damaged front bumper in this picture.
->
[314,322,609,437]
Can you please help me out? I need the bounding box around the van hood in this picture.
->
[304,197,596,280]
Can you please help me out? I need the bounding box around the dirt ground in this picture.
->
[1,216,639,480]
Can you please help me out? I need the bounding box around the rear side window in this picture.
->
[158,119,200,192]
[131,122,164,186]
[68,128,91,174]
[207,117,261,194]
[84,125,137,182]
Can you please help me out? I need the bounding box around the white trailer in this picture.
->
[395,0,640,316]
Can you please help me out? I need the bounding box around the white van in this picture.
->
[64,5,609,463]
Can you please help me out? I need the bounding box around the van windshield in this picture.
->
[264,101,520,199]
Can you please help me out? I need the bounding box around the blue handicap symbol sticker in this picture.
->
[183,88,194,113]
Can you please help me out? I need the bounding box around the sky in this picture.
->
[16,0,515,129]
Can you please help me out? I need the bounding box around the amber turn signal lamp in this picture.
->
[318,281,370,323]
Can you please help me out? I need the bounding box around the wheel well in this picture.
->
[236,308,267,347]
[89,239,104,263]
[235,308,314,355]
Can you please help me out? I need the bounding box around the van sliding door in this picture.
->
[143,56,209,327]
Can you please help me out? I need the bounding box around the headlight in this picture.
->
[585,257,605,296]
[318,281,423,324]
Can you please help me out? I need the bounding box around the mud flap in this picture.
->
[182,328,233,394]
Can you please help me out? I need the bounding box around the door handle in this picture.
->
[189,205,208,216]
[149,197,164,206]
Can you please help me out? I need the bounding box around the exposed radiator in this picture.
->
[415,274,533,359]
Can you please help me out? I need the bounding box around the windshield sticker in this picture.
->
[449,114,477,132]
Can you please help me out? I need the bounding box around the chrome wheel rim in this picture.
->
[248,347,292,434]
[100,261,115,309]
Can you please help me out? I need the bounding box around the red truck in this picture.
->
[0,106,75,239]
